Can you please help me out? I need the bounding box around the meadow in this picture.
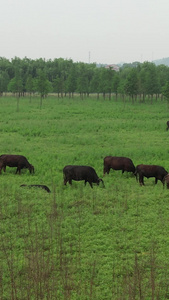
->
[1,95,169,299]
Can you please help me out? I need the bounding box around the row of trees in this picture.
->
[1,56,169,101]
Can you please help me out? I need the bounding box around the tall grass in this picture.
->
[1,96,169,299]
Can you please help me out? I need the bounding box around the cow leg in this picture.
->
[161,179,165,186]
[84,180,93,188]
[0,165,6,173]
[89,182,93,188]
[63,176,67,185]
[1,165,6,172]
[103,166,110,175]
[0,164,3,174]
[107,168,111,174]
[16,167,21,174]
[63,174,67,185]
[135,172,138,181]
[68,179,72,185]
[155,178,158,184]
[139,174,144,186]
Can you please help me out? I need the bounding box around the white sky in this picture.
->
[1,0,169,64]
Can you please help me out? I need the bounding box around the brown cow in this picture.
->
[103,156,135,175]
[135,164,168,186]
[63,165,104,188]
[0,154,34,174]
[163,173,169,189]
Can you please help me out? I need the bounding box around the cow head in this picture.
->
[29,164,35,174]
[98,178,105,188]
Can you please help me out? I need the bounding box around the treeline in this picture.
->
[1,56,169,101]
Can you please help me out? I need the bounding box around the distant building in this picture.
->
[105,64,120,72]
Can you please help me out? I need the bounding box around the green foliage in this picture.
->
[124,68,138,97]
[0,70,9,95]
[8,74,23,95]
[1,96,169,298]
[1,56,169,100]
[25,74,34,93]
[66,64,77,95]
[36,70,51,98]
[162,81,169,102]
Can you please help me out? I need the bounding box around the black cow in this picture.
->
[166,121,169,131]
[103,156,135,175]
[20,184,51,193]
[63,165,104,188]
[135,164,168,186]
[0,154,34,174]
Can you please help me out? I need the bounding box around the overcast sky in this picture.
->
[1,0,169,64]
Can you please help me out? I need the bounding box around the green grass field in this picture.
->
[1,95,169,299]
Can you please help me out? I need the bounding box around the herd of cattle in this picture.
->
[0,154,169,192]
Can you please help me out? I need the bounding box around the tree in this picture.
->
[90,68,101,98]
[157,64,169,96]
[99,68,110,99]
[53,75,64,97]
[139,62,159,103]
[105,67,115,100]
[117,78,126,101]
[112,73,120,100]
[146,63,159,102]
[36,70,51,108]
[124,68,138,102]
[7,67,23,111]
[0,71,10,96]
[66,65,77,98]
[162,81,169,107]
[26,74,34,102]
[76,63,89,99]
[8,68,23,96]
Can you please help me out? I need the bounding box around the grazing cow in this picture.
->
[163,173,169,189]
[0,154,34,174]
[135,164,168,186]
[63,165,105,188]
[103,156,135,175]
[20,184,51,193]
[166,121,169,131]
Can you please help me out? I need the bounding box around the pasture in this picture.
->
[1,95,169,299]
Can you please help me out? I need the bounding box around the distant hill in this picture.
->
[153,57,169,67]
[97,57,169,68]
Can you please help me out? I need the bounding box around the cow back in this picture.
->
[104,156,135,172]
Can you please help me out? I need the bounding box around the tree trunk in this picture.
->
[16,94,20,112]
[151,95,153,104]
[40,96,43,109]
